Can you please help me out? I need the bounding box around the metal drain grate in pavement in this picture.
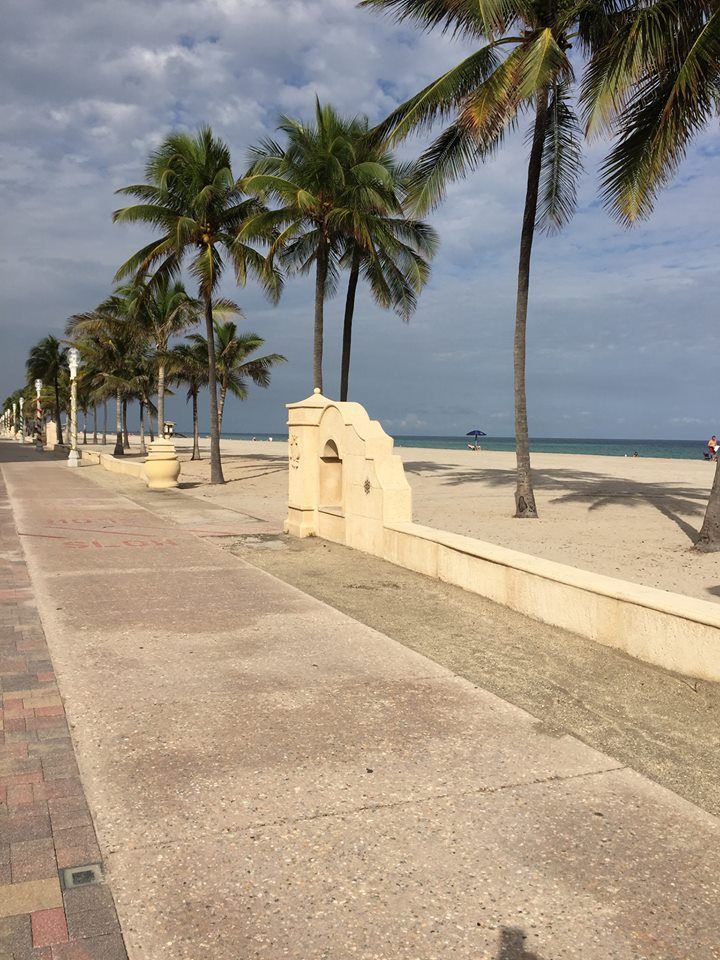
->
[60,863,104,889]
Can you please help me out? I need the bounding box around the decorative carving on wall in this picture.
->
[289,434,301,470]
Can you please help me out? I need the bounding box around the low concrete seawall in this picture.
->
[72,448,146,480]
[88,451,146,480]
[382,522,720,682]
[50,444,180,490]
[286,393,720,683]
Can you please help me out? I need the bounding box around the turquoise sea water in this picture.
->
[393,436,706,460]
[217,433,708,461]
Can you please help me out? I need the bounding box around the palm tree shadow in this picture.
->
[403,462,706,545]
[496,926,541,959]
[225,467,287,484]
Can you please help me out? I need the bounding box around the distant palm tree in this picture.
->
[168,341,207,460]
[244,101,402,393]
[189,320,286,434]
[76,370,92,445]
[67,290,144,457]
[125,354,156,456]
[113,127,278,484]
[26,335,68,444]
[5,389,27,435]
[361,0,617,517]
[583,0,720,548]
[124,275,200,437]
[337,118,438,400]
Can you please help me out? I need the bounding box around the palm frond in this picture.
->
[371,44,501,143]
[537,83,584,234]
[406,116,491,214]
[597,3,720,222]
[358,0,519,40]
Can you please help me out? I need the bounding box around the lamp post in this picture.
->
[12,402,17,440]
[17,396,25,443]
[68,347,80,467]
[34,378,43,452]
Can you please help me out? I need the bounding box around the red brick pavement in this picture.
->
[0,476,127,960]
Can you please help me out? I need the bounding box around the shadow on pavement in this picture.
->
[0,441,68,464]
[496,927,541,959]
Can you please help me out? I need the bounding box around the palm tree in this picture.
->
[67,290,143,457]
[113,127,278,484]
[168,341,207,460]
[125,355,156,456]
[243,101,402,393]
[583,1,720,547]
[189,320,286,433]
[76,370,93,445]
[361,0,618,517]
[5,389,27,435]
[336,118,439,400]
[26,335,68,444]
[124,275,200,436]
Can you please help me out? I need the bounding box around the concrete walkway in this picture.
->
[1,442,719,959]
[0,447,127,960]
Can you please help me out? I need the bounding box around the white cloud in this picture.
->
[0,0,717,439]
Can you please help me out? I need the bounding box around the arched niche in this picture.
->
[320,438,343,512]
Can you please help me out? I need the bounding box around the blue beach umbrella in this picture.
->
[466,429,487,449]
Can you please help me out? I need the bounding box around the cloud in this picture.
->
[0,0,716,441]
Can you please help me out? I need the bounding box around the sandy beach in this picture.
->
[83,435,720,603]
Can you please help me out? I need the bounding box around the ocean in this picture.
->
[215,433,708,461]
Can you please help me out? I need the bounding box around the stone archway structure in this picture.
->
[284,392,720,682]
[285,390,412,554]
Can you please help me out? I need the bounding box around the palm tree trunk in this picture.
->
[102,400,107,445]
[191,387,200,461]
[122,400,129,449]
[204,293,224,483]
[218,383,227,435]
[157,362,165,439]
[92,404,98,444]
[53,375,63,446]
[340,249,361,402]
[149,412,155,442]
[82,411,87,445]
[696,460,720,550]
[512,87,549,519]
[113,390,123,456]
[139,401,147,456]
[313,238,329,392]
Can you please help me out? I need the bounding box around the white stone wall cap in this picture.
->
[386,521,720,629]
[286,392,333,410]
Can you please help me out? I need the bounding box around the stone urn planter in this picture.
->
[143,438,181,490]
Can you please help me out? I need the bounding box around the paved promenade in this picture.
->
[1,440,719,959]
[0,449,126,960]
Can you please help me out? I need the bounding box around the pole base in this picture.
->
[67,449,80,468]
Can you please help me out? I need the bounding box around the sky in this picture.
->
[1,0,718,440]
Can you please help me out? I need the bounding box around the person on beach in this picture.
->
[708,436,719,460]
